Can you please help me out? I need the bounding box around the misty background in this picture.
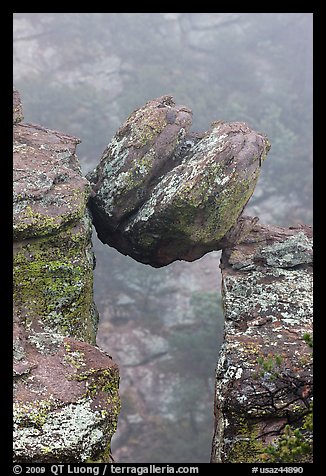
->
[13,13,313,463]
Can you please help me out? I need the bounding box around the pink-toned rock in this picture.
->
[211,222,313,463]
[87,96,270,267]
[14,322,120,463]
[13,122,89,240]
[13,89,120,463]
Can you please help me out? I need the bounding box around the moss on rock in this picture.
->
[13,335,120,463]
[13,88,120,463]
[211,224,313,463]
[88,98,270,267]
[13,212,97,343]
[226,418,266,463]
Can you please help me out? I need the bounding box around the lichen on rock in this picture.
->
[211,222,313,463]
[13,121,89,241]
[13,87,24,124]
[13,336,120,463]
[87,96,270,267]
[14,87,312,464]
[13,88,120,463]
[13,213,98,343]
[13,116,98,344]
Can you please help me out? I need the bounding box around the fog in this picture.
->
[13,13,313,463]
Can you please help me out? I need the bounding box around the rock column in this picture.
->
[211,222,313,463]
[13,89,120,463]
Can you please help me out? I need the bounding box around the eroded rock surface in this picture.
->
[13,98,97,342]
[87,96,270,267]
[13,331,120,463]
[13,89,120,463]
[211,222,313,463]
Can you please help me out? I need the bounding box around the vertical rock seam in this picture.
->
[211,222,313,463]
[13,88,120,463]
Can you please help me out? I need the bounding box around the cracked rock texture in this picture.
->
[211,222,313,463]
[13,89,120,463]
[87,96,270,267]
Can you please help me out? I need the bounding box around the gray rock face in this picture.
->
[211,222,313,463]
[88,96,270,267]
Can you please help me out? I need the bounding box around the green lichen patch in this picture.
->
[63,344,86,370]
[13,213,97,344]
[13,336,120,463]
[13,396,119,463]
[226,418,266,463]
[74,367,120,400]
[13,186,90,241]
[13,121,90,241]
[212,224,313,463]
[14,396,61,430]
[126,104,168,148]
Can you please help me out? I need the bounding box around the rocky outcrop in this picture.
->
[211,222,313,463]
[87,96,270,267]
[13,86,313,464]
[13,98,97,342]
[13,89,120,463]
[13,335,120,463]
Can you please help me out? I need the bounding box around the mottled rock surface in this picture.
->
[13,89,120,463]
[211,222,313,463]
[87,96,270,267]
[13,115,97,342]
[13,330,120,463]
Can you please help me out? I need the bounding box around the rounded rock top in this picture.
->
[87,96,270,267]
